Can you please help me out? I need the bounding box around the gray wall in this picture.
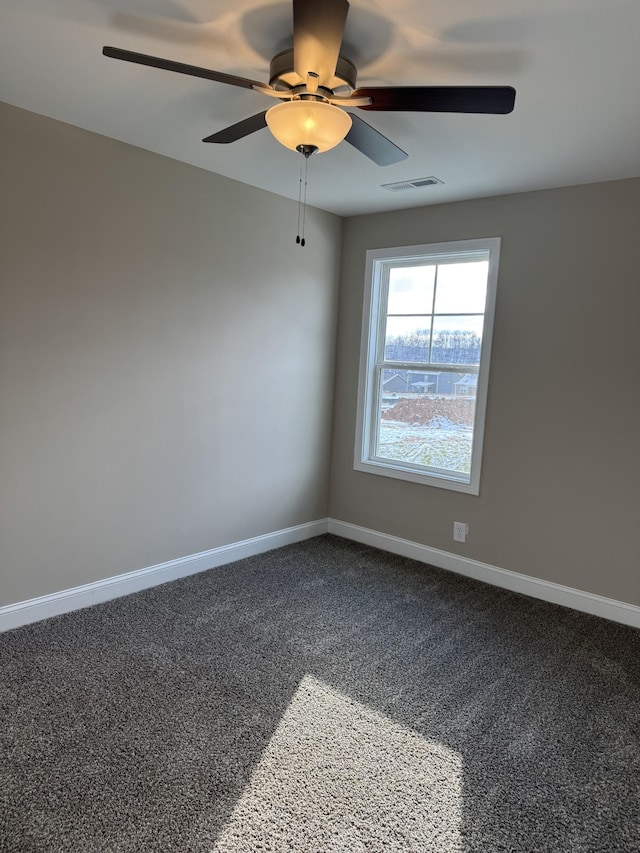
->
[3,100,639,612]
[0,103,342,606]
[330,179,640,606]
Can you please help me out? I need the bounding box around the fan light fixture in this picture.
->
[266,100,352,154]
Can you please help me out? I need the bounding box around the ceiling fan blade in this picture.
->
[345,114,408,166]
[352,86,516,114]
[202,112,268,144]
[103,46,264,90]
[293,0,349,88]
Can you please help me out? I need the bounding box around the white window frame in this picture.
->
[354,237,501,495]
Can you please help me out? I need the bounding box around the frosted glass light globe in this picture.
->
[266,100,352,153]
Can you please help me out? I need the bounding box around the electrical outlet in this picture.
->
[453,521,468,543]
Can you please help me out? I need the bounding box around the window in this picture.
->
[355,238,500,494]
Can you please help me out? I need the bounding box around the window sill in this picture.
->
[354,458,479,495]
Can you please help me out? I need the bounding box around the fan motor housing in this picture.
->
[269,49,357,94]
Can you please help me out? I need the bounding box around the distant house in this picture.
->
[409,379,435,394]
[382,372,410,393]
[410,372,461,395]
[383,369,468,396]
[454,374,478,396]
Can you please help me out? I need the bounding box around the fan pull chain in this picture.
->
[300,154,309,247]
[295,147,313,247]
[296,155,304,244]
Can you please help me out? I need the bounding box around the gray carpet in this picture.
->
[1,534,639,852]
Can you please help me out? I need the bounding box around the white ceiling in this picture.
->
[2,0,639,216]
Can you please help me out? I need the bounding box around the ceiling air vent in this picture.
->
[381,176,444,192]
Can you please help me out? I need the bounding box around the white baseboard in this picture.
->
[0,519,329,633]
[328,519,640,629]
[3,517,638,633]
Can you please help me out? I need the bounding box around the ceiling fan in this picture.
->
[103,0,515,166]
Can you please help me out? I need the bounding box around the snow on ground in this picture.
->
[378,420,473,473]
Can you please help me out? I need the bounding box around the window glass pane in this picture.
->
[375,370,475,477]
[434,261,488,314]
[430,315,484,365]
[384,316,431,362]
[387,265,435,315]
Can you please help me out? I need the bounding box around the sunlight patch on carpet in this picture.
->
[212,675,463,852]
